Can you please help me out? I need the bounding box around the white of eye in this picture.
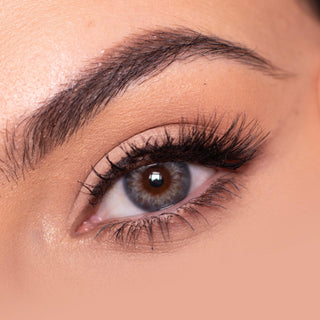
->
[92,163,215,222]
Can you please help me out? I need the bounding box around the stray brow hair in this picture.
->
[1,27,284,182]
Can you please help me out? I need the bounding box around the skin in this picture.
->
[0,0,320,318]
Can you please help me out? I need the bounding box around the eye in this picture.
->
[72,114,268,250]
[77,162,216,233]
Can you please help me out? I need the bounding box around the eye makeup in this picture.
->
[72,113,269,250]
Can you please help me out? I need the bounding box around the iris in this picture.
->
[123,162,191,211]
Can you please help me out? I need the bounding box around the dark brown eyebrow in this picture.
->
[1,27,285,182]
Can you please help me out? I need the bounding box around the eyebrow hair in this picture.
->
[2,27,285,182]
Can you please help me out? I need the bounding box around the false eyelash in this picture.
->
[94,177,241,250]
[81,113,268,206]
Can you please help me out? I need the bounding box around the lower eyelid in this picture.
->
[77,175,241,251]
[76,165,220,235]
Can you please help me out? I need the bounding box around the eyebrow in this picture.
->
[2,27,285,181]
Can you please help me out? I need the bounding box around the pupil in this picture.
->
[149,171,164,188]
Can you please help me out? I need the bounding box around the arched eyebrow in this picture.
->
[2,27,285,182]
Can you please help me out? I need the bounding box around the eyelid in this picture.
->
[93,175,241,251]
[80,113,267,200]
[69,114,268,250]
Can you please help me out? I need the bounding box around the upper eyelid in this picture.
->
[79,114,268,206]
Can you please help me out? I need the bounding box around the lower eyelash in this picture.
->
[94,176,241,250]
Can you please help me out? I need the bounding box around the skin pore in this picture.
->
[0,0,320,319]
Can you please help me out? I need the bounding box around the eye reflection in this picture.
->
[149,171,163,187]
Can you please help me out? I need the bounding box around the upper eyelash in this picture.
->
[80,113,269,206]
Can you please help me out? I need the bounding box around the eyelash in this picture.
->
[93,177,240,250]
[78,114,268,250]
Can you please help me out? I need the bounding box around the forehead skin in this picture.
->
[0,0,320,319]
[0,0,318,124]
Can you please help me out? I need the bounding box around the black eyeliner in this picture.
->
[82,113,268,206]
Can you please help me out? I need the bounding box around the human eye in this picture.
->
[71,114,268,251]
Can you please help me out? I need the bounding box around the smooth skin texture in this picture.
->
[0,0,320,319]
